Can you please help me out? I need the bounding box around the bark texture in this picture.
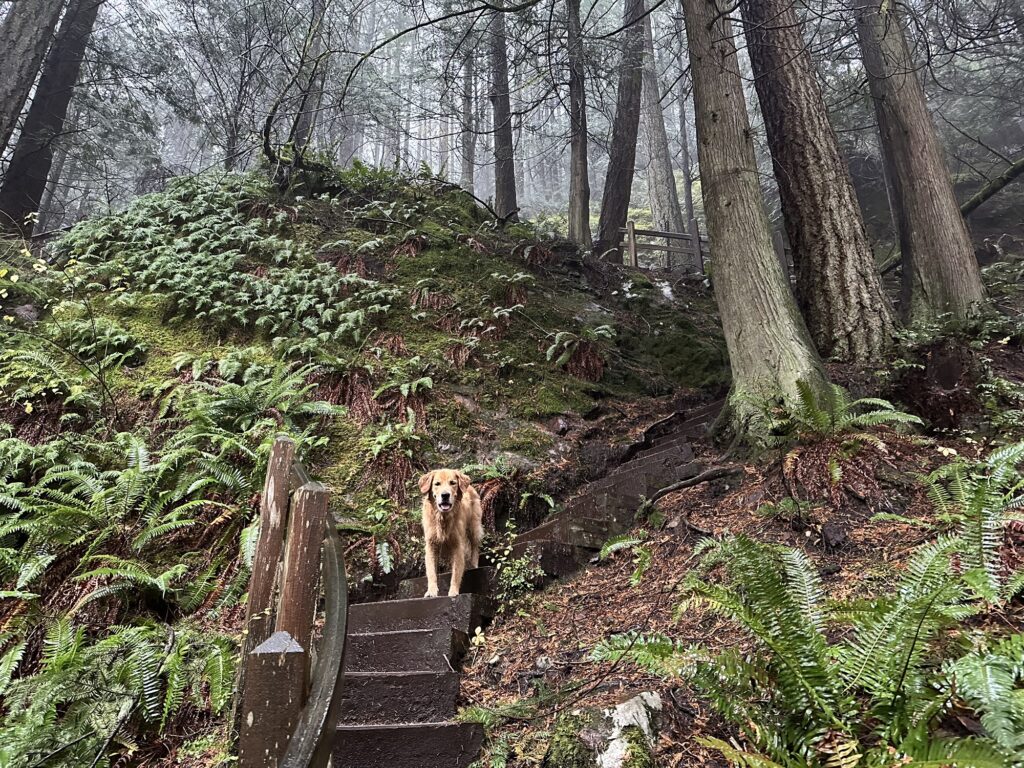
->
[460,52,476,193]
[682,0,829,435]
[595,0,645,258]
[0,0,66,159]
[566,0,592,248]
[741,0,897,361]
[488,7,519,222]
[854,0,986,325]
[0,0,102,234]
[640,15,685,236]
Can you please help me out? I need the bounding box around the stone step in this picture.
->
[337,671,459,724]
[395,567,495,601]
[333,722,484,768]
[347,593,493,634]
[344,628,468,673]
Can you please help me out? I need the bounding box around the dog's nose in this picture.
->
[440,492,451,502]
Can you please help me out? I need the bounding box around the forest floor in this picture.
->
[460,329,1024,766]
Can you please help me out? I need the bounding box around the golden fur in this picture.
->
[418,468,484,597]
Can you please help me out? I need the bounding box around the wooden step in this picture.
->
[337,671,459,724]
[632,437,694,463]
[515,513,614,550]
[333,722,484,768]
[344,628,468,673]
[395,567,495,601]
[347,593,493,634]
[507,538,589,578]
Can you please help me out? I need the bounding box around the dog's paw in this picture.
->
[447,588,460,597]
[424,588,439,598]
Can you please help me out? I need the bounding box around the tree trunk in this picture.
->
[595,0,645,258]
[674,5,702,270]
[854,0,986,325]
[683,0,829,438]
[292,0,327,153]
[0,0,102,234]
[488,6,519,222]
[0,0,66,159]
[460,51,477,194]
[640,14,685,239]
[740,0,896,362]
[566,0,592,248]
[34,139,68,234]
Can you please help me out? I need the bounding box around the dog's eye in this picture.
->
[434,481,441,486]
[450,480,457,485]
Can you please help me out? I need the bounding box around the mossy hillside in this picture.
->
[4,168,725,580]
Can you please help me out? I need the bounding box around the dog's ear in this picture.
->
[455,471,472,492]
[418,471,434,495]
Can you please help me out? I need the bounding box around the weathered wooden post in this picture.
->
[276,481,330,692]
[232,436,296,734]
[691,218,704,274]
[244,436,296,652]
[238,631,307,767]
[626,220,639,267]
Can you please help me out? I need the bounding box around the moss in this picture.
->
[542,714,596,768]
[620,725,655,768]
[499,425,556,459]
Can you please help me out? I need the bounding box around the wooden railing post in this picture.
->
[691,218,704,275]
[244,436,296,652]
[276,481,330,693]
[626,220,639,267]
[232,436,296,733]
[238,631,307,768]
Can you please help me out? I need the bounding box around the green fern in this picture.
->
[595,535,1020,768]
[770,380,922,443]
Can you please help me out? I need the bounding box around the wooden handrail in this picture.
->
[280,522,349,768]
[238,436,349,768]
[617,225,709,242]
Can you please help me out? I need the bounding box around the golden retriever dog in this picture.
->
[418,469,484,597]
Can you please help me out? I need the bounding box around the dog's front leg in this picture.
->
[448,542,466,597]
[424,543,440,598]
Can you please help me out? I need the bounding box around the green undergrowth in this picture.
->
[0,165,726,766]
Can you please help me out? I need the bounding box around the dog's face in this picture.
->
[419,469,471,515]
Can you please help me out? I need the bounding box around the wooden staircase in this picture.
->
[330,400,721,767]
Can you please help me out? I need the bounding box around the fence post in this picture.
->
[276,481,330,693]
[691,218,704,275]
[238,631,307,768]
[232,435,296,731]
[626,220,638,267]
[244,436,296,652]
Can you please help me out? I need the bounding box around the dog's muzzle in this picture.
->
[438,494,453,512]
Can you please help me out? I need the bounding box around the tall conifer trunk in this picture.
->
[0,0,103,233]
[682,0,829,439]
[854,0,986,325]
[595,0,645,258]
[488,6,519,221]
[741,0,897,361]
[0,0,66,159]
[566,0,591,248]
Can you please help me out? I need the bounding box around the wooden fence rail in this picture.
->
[617,220,792,277]
[237,436,348,768]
